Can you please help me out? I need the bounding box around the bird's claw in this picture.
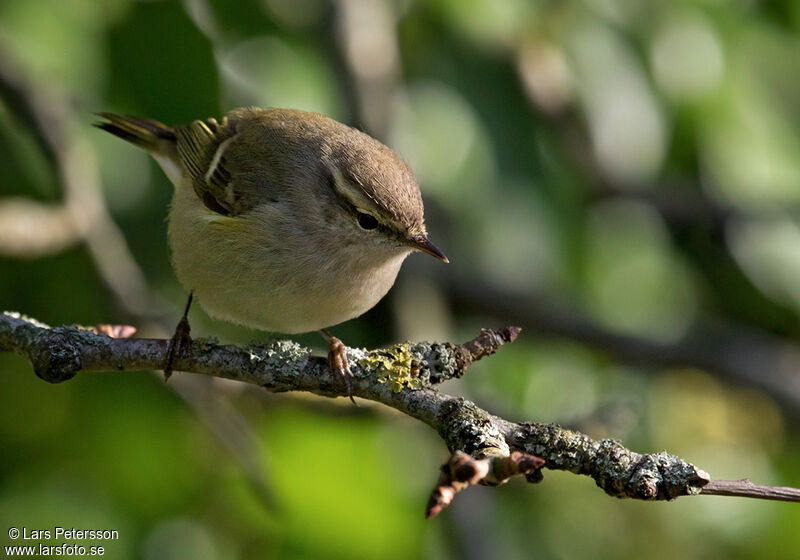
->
[325,333,356,405]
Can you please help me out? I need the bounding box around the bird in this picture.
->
[95,107,447,397]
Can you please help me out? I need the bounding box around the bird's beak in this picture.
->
[410,236,449,263]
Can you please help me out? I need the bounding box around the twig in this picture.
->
[426,451,545,518]
[701,479,800,502]
[447,278,800,421]
[5,311,795,517]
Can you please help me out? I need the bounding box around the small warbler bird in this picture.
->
[96,108,447,393]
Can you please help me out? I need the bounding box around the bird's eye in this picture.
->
[357,212,379,230]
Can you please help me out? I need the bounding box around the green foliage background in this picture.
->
[2,0,800,558]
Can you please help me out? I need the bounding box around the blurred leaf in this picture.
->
[585,199,697,340]
[700,40,800,210]
[567,19,667,185]
[218,36,342,116]
[261,407,425,560]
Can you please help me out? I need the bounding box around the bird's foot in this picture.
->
[164,293,194,381]
[321,329,356,405]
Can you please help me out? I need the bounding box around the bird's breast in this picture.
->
[167,183,410,333]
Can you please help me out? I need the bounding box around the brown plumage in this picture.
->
[95,107,445,335]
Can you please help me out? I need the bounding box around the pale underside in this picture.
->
[164,170,411,334]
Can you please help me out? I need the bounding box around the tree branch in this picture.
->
[447,278,800,421]
[3,311,797,517]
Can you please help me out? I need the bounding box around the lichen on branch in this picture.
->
[0,310,761,517]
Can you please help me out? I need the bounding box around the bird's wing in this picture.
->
[97,113,257,217]
[174,117,255,217]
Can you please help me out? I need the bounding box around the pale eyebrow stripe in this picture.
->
[329,165,382,212]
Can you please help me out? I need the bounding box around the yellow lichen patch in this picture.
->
[358,343,422,392]
[196,337,219,352]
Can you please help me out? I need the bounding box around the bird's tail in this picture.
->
[94,113,177,155]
